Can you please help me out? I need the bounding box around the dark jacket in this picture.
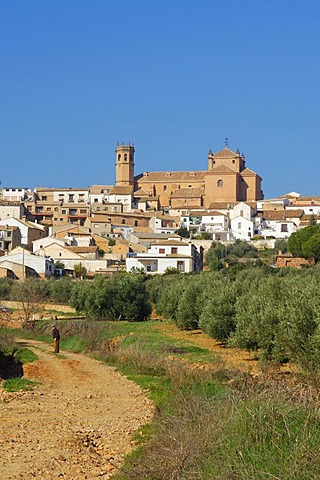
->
[52,327,60,340]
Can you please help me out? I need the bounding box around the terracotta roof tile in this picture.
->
[262,210,303,221]
[135,171,206,182]
[171,187,204,198]
[208,202,237,209]
[65,246,98,253]
[109,186,133,195]
[207,164,237,175]
[211,147,238,158]
[90,185,113,194]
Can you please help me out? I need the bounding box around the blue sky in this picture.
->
[0,1,319,198]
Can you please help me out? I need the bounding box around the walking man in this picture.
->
[52,324,60,353]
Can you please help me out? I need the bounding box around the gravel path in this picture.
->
[0,339,154,479]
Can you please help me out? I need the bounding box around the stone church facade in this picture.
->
[115,143,263,210]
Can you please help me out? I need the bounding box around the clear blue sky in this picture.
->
[1,1,319,198]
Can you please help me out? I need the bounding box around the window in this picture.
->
[62,209,66,214]
[177,261,184,272]
[47,207,51,211]
[171,247,178,254]
[163,185,167,191]
[122,219,126,224]
[217,179,223,187]
[238,222,241,229]
[232,159,235,164]
[281,224,288,232]
[94,224,99,228]
[42,195,47,201]
[134,220,138,226]
[118,154,121,161]
[54,207,58,212]
[159,248,165,254]
[124,154,127,161]
[240,210,244,217]
[80,209,87,214]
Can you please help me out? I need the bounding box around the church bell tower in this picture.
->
[115,143,135,187]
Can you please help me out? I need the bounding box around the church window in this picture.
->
[217,180,223,187]
[240,210,244,216]
[238,222,241,229]
[212,160,215,165]
[118,154,121,161]
[232,160,235,164]
[124,154,127,161]
[163,185,167,191]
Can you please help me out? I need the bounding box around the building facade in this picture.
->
[115,143,263,210]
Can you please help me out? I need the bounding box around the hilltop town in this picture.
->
[0,143,315,278]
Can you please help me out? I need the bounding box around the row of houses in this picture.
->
[0,185,318,277]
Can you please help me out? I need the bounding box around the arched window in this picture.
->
[118,154,121,161]
[163,185,167,191]
[124,154,127,161]
[217,179,223,187]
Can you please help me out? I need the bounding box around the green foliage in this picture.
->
[175,227,190,238]
[274,238,288,253]
[15,348,38,364]
[287,225,320,257]
[302,233,320,261]
[69,274,152,321]
[163,267,181,275]
[199,281,236,342]
[73,262,87,278]
[48,276,74,304]
[0,278,14,300]
[205,240,259,270]
[3,378,39,392]
[54,260,65,270]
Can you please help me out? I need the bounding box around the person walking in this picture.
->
[52,324,60,353]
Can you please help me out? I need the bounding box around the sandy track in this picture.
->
[0,339,154,479]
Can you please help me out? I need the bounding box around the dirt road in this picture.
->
[0,339,154,479]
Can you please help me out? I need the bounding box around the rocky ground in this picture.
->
[0,339,154,479]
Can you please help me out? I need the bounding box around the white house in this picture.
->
[126,240,202,274]
[0,247,54,278]
[1,187,29,202]
[260,210,302,238]
[229,202,254,221]
[89,185,113,204]
[230,216,255,241]
[0,201,26,221]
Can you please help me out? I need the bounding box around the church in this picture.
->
[115,143,263,210]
